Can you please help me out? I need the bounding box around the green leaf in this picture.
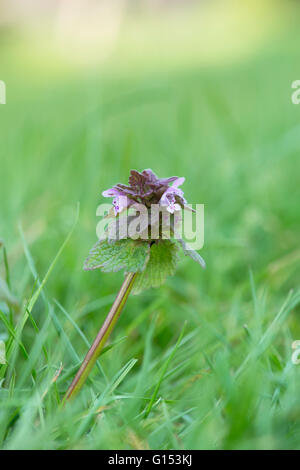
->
[176,238,206,269]
[132,240,179,295]
[84,238,150,273]
[0,341,6,365]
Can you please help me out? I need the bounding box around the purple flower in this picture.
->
[159,177,187,213]
[102,169,187,215]
[102,188,133,216]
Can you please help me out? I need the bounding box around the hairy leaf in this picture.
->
[132,240,179,295]
[84,239,150,273]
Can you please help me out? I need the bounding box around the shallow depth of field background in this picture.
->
[0,0,300,450]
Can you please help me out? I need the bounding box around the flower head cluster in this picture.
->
[103,169,187,215]
[85,168,205,288]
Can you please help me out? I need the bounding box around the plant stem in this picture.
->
[64,272,137,402]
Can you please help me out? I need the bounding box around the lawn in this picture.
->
[0,2,300,450]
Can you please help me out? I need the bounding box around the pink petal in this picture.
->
[172,177,185,189]
[159,190,171,206]
[102,188,120,197]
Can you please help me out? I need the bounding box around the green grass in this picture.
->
[0,10,300,450]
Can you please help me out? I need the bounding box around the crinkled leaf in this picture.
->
[132,240,179,295]
[84,238,150,273]
[0,341,6,365]
[176,238,206,269]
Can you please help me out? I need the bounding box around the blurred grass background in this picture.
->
[0,0,300,450]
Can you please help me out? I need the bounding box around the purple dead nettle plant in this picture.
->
[64,169,205,401]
